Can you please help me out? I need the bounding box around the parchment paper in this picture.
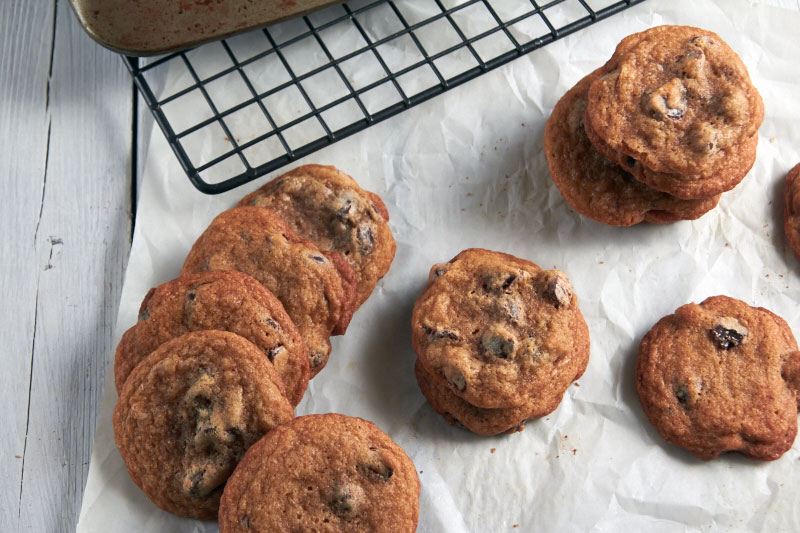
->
[78,0,800,531]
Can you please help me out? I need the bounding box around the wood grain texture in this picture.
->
[1,0,133,530]
[0,2,57,529]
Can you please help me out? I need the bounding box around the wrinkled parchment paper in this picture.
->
[78,1,800,531]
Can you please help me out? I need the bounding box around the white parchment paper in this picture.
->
[78,0,800,531]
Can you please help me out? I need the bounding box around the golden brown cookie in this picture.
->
[585,26,764,186]
[411,249,590,409]
[238,164,396,308]
[181,206,357,377]
[583,110,757,200]
[218,414,420,532]
[543,68,720,225]
[783,163,800,261]
[636,296,800,461]
[414,359,567,436]
[114,270,310,406]
[113,331,295,519]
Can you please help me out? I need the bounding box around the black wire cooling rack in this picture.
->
[126,0,646,194]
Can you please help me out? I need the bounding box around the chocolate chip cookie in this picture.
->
[114,270,310,406]
[218,414,420,532]
[585,26,763,192]
[113,330,295,519]
[181,206,357,377]
[414,359,567,436]
[636,295,800,461]
[239,164,396,308]
[411,249,590,410]
[583,108,758,200]
[544,68,720,225]
[783,163,800,262]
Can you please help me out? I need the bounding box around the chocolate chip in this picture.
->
[310,255,326,263]
[326,482,365,517]
[501,275,517,291]
[359,461,394,481]
[310,351,325,368]
[690,35,715,47]
[267,345,284,363]
[356,223,374,256]
[711,326,744,349]
[422,325,458,341]
[182,459,232,499]
[443,367,466,392]
[674,384,689,405]
[430,264,449,281]
[647,79,687,121]
[710,317,748,349]
[329,485,354,513]
[482,272,518,294]
[184,467,206,497]
[264,317,279,330]
[138,309,150,321]
[240,515,250,529]
[625,156,637,168]
[335,199,353,220]
[690,123,718,154]
[544,271,573,308]
[482,335,515,359]
[187,291,196,301]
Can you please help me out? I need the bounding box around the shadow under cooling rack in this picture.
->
[126,0,646,194]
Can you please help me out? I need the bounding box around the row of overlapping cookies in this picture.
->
[112,164,421,530]
[410,248,800,462]
[543,25,764,226]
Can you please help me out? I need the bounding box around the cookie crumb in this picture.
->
[572,449,577,455]
[490,448,496,454]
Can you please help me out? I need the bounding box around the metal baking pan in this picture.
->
[68,0,343,56]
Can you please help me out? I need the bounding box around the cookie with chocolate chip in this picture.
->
[783,163,800,262]
[543,68,720,225]
[636,295,800,461]
[238,165,396,308]
[414,359,567,436]
[585,25,763,196]
[181,206,358,377]
[113,330,294,519]
[114,270,310,406]
[411,249,590,410]
[583,107,757,200]
[218,414,420,532]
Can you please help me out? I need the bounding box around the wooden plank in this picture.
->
[13,0,133,530]
[0,2,56,530]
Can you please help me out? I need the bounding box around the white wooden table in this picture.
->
[1,0,797,531]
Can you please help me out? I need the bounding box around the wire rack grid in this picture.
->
[127,0,646,194]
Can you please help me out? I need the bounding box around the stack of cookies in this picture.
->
[411,249,590,436]
[544,25,764,226]
[113,164,399,520]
